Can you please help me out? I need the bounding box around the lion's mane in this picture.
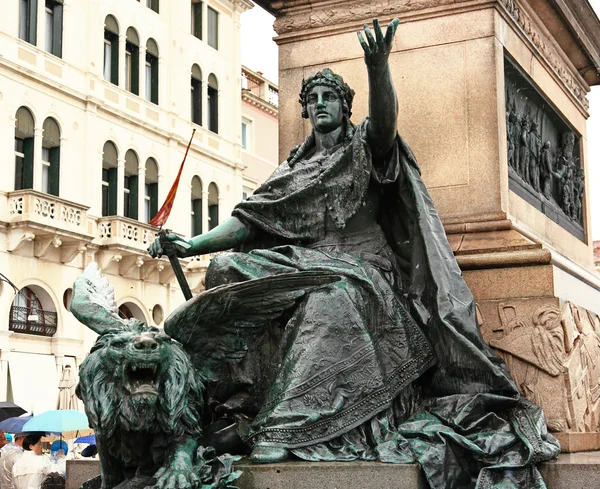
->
[76,323,204,463]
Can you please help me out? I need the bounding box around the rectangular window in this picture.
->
[144,184,151,223]
[207,7,218,50]
[14,139,25,191]
[241,122,247,149]
[191,1,202,40]
[125,42,140,95]
[44,0,63,57]
[19,0,37,45]
[45,4,53,52]
[104,31,119,85]
[124,176,131,218]
[102,169,110,217]
[147,0,159,13]
[42,148,50,194]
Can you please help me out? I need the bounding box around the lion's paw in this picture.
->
[152,465,200,489]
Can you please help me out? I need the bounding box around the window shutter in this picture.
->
[49,146,60,196]
[53,2,63,57]
[131,46,140,95]
[108,167,118,215]
[151,0,159,13]
[193,3,202,39]
[208,204,218,230]
[111,37,119,85]
[193,199,202,236]
[23,137,34,189]
[129,175,139,220]
[149,182,158,219]
[29,0,38,45]
[151,59,159,104]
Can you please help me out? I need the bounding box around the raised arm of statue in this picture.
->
[147,216,255,259]
[358,18,400,159]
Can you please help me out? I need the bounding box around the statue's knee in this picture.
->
[205,252,238,288]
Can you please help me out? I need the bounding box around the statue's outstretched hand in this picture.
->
[357,18,399,71]
[147,231,191,259]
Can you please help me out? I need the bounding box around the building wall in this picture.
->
[0,0,254,413]
[241,68,279,190]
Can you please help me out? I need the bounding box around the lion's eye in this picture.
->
[112,341,125,348]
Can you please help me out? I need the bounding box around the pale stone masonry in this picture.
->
[0,0,281,415]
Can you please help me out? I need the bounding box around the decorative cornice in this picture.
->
[499,0,589,111]
[242,90,279,117]
[272,0,457,35]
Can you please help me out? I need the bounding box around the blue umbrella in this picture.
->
[0,416,32,433]
[74,434,95,444]
[22,410,89,433]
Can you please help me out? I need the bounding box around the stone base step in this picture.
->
[66,452,600,489]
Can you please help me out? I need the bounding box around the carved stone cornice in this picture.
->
[271,0,463,36]
[241,90,279,117]
[499,0,589,111]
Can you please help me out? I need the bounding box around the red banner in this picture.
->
[149,130,196,227]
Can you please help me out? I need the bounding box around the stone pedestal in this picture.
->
[65,453,600,489]
[253,0,600,451]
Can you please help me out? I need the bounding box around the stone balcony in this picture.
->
[2,189,94,262]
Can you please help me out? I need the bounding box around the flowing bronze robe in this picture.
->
[169,121,560,489]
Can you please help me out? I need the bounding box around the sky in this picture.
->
[241,2,600,240]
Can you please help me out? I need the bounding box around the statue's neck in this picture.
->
[313,126,344,155]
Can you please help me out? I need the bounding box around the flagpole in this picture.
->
[149,130,196,300]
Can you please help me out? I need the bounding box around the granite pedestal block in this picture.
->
[66,452,600,489]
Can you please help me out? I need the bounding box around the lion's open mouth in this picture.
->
[124,362,159,396]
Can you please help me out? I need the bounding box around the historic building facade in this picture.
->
[0,0,281,415]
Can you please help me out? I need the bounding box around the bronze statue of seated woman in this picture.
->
[148,19,559,489]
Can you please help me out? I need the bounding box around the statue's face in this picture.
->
[306,85,343,133]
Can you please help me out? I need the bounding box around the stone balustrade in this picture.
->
[7,189,89,234]
[95,216,158,252]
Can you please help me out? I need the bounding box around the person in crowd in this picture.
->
[80,445,97,458]
[46,442,68,477]
[12,435,49,489]
[0,432,7,452]
[0,434,25,489]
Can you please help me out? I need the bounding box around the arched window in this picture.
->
[208,74,218,134]
[124,150,139,219]
[191,64,202,126]
[208,182,219,230]
[191,176,203,236]
[145,158,159,223]
[14,107,35,191]
[119,302,147,323]
[125,27,140,95]
[10,286,57,337]
[104,15,119,85]
[145,39,159,104]
[102,141,118,216]
[42,117,60,196]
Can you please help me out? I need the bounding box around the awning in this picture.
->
[8,352,58,416]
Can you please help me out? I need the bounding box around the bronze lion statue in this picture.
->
[72,263,241,489]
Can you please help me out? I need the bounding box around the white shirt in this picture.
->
[12,452,50,489]
[0,444,23,489]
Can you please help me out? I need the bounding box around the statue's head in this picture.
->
[299,69,355,132]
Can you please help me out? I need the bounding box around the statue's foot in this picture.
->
[250,444,289,464]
